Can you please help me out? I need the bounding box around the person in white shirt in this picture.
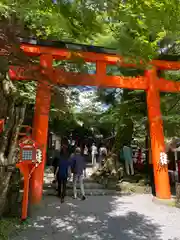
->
[91,143,97,166]
[84,145,88,155]
[83,145,89,162]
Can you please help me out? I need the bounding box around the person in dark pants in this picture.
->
[71,147,86,200]
[148,148,156,196]
[149,164,156,196]
[145,135,156,196]
[52,156,59,177]
[55,149,70,203]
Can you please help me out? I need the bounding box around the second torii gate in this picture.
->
[9,38,180,204]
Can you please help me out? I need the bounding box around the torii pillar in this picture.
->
[30,54,53,205]
[146,68,171,199]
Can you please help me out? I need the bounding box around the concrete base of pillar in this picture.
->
[152,196,176,207]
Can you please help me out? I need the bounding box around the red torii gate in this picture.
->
[9,39,180,204]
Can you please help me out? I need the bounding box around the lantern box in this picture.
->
[18,137,41,164]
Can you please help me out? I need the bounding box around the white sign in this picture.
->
[159,152,168,165]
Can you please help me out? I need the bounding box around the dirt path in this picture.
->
[11,194,180,240]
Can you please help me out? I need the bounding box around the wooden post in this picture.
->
[16,163,31,220]
[146,68,171,199]
[30,54,52,205]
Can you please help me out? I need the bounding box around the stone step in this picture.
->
[67,182,105,189]
[44,177,96,183]
[44,181,105,190]
[43,188,123,196]
[44,176,100,185]
[19,189,128,203]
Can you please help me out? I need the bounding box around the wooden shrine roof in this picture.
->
[19,38,117,55]
[19,37,180,62]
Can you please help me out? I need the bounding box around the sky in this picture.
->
[72,86,108,113]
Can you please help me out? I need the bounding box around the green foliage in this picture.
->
[0,0,103,41]
[161,92,180,138]
[104,0,180,60]
[93,0,180,144]
[98,89,146,143]
[1,0,180,145]
[0,218,19,240]
[49,113,77,136]
[96,66,147,145]
[14,81,36,105]
[162,70,180,82]
[96,85,180,146]
[0,0,105,130]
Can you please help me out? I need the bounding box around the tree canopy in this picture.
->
[93,0,180,60]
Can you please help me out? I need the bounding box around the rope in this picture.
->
[28,162,40,179]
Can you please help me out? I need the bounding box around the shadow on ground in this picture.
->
[10,194,174,240]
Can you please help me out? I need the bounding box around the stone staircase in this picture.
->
[43,166,121,197]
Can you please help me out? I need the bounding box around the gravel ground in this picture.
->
[11,194,180,240]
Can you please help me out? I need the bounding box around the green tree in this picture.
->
[92,0,180,151]
[103,0,180,60]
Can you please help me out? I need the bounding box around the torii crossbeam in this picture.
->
[9,38,180,203]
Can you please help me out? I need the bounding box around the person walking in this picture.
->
[71,147,86,200]
[55,148,71,203]
[91,143,98,167]
[123,143,134,175]
[52,155,59,178]
[83,144,89,162]
[52,154,59,191]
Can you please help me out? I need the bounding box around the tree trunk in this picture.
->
[0,73,26,217]
[113,117,134,153]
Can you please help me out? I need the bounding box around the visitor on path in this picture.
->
[99,144,107,167]
[123,143,134,175]
[52,154,59,190]
[52,155,59,177]
[55,148,71,203]
[136,148,143,171]
[145,136,156,196]
[83,144,89,162]
[148,148,156,196]
[71,147,86,200]
[91,143,98,166]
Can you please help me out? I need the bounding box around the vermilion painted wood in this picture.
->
[9,65,147,90]
[9,65,180,92]
[17,136,42,219]
[16,162,31,220]
[156,78,180,92]
[146,69,171,199]
[20,44,180,70]
[30,54,53,205]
